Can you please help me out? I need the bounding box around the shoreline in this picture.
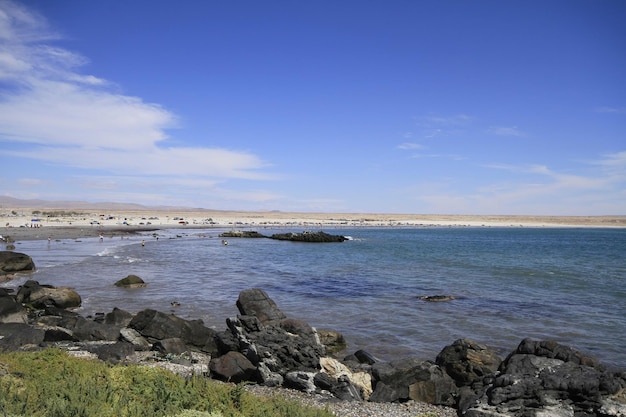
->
[2,208,625,242]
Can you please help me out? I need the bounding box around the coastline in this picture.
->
[2,207,625,242]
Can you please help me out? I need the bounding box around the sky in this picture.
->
[0,0,625,215]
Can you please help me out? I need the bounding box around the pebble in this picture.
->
[245,385,457,417]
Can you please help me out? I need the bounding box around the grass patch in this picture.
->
[0,349,333,417]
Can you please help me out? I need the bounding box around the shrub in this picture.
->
[0,349,332,417]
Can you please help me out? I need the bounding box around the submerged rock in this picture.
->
[114,274,146,288]
[418,295,456,302]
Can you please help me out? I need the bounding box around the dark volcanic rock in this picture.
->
[270,231,347,242]
[219,230,267,238]
[0,251,35,275]
[370,358,457,405]
[153,337,189,355]
[0,323,45,350]
[436,338,501,387]
[236,288,287,324]
[104,307,134,327]
[462,338,626,417]
[0,294,27,323]
[90,341,135,364]
[210,351,258,383]
[129,309,218,354]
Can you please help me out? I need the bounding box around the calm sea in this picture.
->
[4,227,625,369]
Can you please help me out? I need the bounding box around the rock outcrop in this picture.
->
[270,231,347,242]
[0,251,35,277]
[460,338,626,417]
[218,230,348,242]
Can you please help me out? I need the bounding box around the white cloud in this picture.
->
[0,0,273,187]
[397,142,423,150]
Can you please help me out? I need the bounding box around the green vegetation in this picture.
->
[0,349,333,417]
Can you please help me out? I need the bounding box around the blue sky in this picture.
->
[0,0,624,214]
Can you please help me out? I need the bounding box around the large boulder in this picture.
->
[210,351,258,383]
[236,288,287,324]
[0,251,35,276]
[436,338,502,387]
[226,315,324,375]
[462,338,626,417]
[370,357,457,405]
[0,323,45,350]
[129,309,218,354]
[16,280,81,309]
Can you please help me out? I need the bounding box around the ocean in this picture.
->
[4,226,625,370]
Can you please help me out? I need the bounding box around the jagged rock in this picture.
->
[210,351,258,383]
[370,358,457,405]
[0,323,45,350]
[320,356,372,400]
[436,338,502,386]
[114,274,146,288]
[462,338,626,417]
[256,361,284,387]
[270,231,347,242]
[227,315,324,375]
[90,341,135,364]
[284,371,316,393]
[0,251,35,275]
[236,288,287,324]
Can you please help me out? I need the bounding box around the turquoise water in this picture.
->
[5,227,626,369]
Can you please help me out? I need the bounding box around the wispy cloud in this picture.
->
[487,126,526,137]
[397,142,423,150]
[414,152,626,215]
[595,107,626,114]
[0,1,273,195]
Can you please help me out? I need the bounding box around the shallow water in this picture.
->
[5,226,626,369]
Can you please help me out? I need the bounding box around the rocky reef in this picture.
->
[219,230,348,242]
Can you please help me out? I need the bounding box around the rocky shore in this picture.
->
[1,251,625,416]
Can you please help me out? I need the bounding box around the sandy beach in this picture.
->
[1,206,625,242]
